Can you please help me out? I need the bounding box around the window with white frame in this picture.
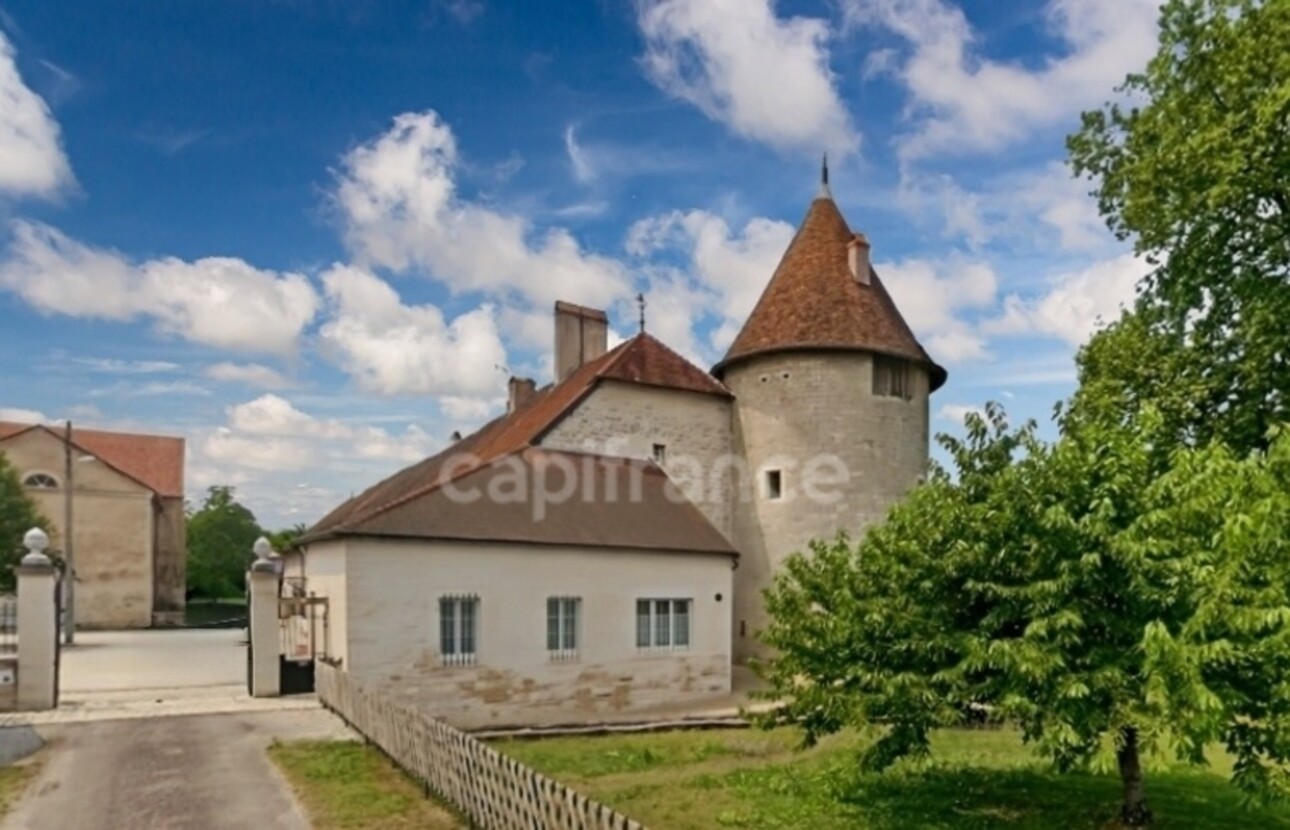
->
[547,596,580,660]
[22,472,58,490]
[439,595,478,666]
[635,598,691,650]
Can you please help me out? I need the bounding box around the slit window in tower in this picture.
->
[873,356,911,399]
[765,469,783,500]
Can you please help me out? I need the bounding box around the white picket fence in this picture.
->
[316,661,648,830]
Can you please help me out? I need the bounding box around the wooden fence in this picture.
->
[316,661,648,830]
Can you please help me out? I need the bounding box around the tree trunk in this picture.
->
[1117,726,1152,826]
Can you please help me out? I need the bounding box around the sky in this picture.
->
[0,0,1160,528]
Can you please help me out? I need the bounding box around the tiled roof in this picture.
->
[0,421,185,497]
[329,447,736,556]
[301,333,730,544]
[713,195,947,390]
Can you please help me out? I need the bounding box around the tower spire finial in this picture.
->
[816,152,833,199]
[636,292,647,334]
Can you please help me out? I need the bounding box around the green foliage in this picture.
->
[0,451,50,593]
[1068,0,1290,454]
[185,485,262,600]
[756,410,1290,819]
[267,523,307,553]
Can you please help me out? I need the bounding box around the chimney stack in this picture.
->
[553,301,608,381]
[507,376,537,414]
[848,233,871,285]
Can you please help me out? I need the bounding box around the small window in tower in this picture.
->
[764,469,783,500]
[652,443,667,464]
[872,356,911,400]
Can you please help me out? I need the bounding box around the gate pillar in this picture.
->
[248,558,280,698]
[16,528,58,711]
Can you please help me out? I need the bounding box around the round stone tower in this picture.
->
[713,173,947,662]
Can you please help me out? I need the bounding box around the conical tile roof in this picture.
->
[713,195,947,390]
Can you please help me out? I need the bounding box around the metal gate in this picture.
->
[278,593,329,694]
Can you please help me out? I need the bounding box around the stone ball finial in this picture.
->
[21,527,51,567]
[252,536,273,560]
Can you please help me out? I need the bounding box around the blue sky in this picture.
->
[0,0,1160,527]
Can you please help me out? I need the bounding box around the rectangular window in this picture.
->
[547,596,580,660]
[439,595,478,666]
[872,356,911,399]
[764,469,783,500]
[652,443,667,464]
[636,599,692,650]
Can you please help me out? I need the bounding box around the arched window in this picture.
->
[22,472,59,490]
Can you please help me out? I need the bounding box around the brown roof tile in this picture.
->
[342,447,736,556]
[302,333,730,544]
[0,421,185,497]
[713,196,947,390]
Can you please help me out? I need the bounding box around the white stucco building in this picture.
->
[299,174,946,726]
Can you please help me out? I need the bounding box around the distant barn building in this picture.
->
[0,422,186,628]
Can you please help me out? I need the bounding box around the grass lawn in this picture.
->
[491,727,1290,830]
[268,740,462,829]
[0,760,40,818]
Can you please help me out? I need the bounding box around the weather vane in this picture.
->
[822,152,829,186]
[636,293,647,334]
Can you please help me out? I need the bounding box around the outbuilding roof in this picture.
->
[301,332,732,548]
[713,194,947,390]
[317,447,736,555]
[0,421,185,498]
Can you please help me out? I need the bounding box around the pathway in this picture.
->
[0,709,354,830]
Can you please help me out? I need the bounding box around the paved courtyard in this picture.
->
[60,628,246,695]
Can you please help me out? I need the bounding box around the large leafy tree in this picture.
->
[757,411,1290,824]
[1068,0,1290,453]
[186,485,263,600]
[0,451,49,592]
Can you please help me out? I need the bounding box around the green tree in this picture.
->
[186,485,263,600]
[0,451,49,592]
[267,523,307,553]
[756,409,1290,824]
[1068,0,1290,453]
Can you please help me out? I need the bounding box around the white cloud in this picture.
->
[627,209,795,354]
[985,253,1148,346]
[334,111,628,310]
[203,394,437,475]
[0,221,320,354]
[564,124,595,184]
[0,407,46,424]
[318,264,509,398]
[847,0,1159,158]
[71,358,180,374]
[0,32,74,198]
[876,257,999,362]
[637,0,858,155]
[89,381,211,398]
[204,362,294,390]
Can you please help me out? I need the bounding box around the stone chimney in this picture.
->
[553,301,608,381]
[507,376,537,414]
[847,233,871,285]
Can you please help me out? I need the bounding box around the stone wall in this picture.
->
[320,537,733,729]
[724,350,930,661]
[540,380,735,539]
